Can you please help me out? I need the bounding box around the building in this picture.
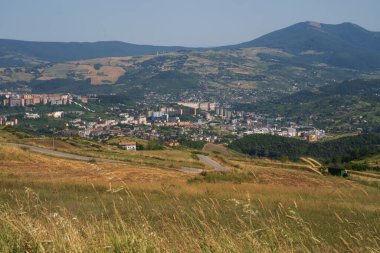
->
[177,102,216,112]
[138,116,147,125]
[5,118,18,126]
[0,116,6,125]
[9,97,22,107]
[52,111,64,118]
[308,134,318,142]
[80,97,89,103]
[2,93,73,107]
[119,142,137,151]
[25,113,40,119]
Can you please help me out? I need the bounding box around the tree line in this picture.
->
[229,134,380,165]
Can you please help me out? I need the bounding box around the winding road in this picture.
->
[3,143,121,163]
[3,143,232,172]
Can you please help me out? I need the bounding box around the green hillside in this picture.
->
[234,79,380,132]
[229,133,380,164]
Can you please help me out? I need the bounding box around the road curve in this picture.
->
[197,155,230,172]
[2,143,122,163]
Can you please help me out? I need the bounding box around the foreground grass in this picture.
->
[0,176,379,252]
[1,142,380,252]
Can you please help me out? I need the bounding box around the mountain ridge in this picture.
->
[1,21,380,70]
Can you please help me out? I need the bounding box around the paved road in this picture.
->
[3,143,231,171]
[197,155,230,172]
[3,143,121,163]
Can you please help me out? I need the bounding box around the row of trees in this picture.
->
[229,134,380,165]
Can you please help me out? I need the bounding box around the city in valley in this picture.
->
[1,1,380,252]
[1,92,326,146]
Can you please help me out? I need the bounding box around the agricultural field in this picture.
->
[1,47,364,91]
[1,130,380,252]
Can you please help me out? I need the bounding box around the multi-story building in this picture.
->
[1,93,73,107]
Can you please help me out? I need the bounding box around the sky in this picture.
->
[0,0,380,47]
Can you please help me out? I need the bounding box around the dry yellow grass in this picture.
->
[1,144,380,252]
[0,145,190,185]
[74,64,126,85]
[36,61,126,85]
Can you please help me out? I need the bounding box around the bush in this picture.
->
[180,140,207,150]
[188,171,256,184]
[348,163,380,172]
[94,63,102,70]
[146,141,164,150]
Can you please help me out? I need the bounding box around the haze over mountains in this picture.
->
[1,21,380,70]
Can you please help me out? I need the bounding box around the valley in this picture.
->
[1,18,380,252]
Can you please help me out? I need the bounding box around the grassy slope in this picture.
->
[1,140,380,252]
[1,47,363,92]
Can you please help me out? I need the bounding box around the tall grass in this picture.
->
[0,178,379,252]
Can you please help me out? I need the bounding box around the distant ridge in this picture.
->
[0,39,195,66]
[219,21,380,69]
[1,21,380,69]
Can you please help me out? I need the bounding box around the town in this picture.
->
[0,92,326,146]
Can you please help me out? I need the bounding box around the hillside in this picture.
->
[229,133,380,164]
[222,21,380,70]
[234,79,380,131]
[0,39,192,66]
[1,129,380,251]
[1,47,367,95]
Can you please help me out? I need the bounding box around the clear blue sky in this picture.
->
[1,0,379,47]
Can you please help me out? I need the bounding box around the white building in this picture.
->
[25,113,40,119]
[119,142,137,151]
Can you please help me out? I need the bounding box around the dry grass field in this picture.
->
[0,145,188,185]
[37,62,126,85]
[1,140,380,252]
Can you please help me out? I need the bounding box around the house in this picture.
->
[5,118,18,126]
[80,97,89,103]
[119,142,137,151]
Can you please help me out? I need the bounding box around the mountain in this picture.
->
[221,21,380,70]
[2,21,380,95]
[2,21,380,70]
[0,39,193,66]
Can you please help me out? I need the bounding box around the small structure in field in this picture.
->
[119,142,137,151]
[328,167,349,177]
